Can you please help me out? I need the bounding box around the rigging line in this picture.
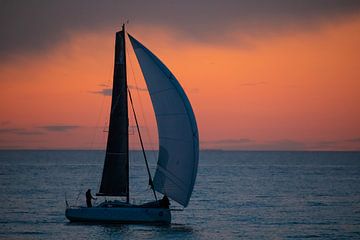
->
[128,88,158,202]
[126,50,151,146]
[90,61,114,151]
[75,54,114,200]
[94,61,114,194]
[125,45,158,164]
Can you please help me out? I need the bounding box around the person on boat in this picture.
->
[86,189,97,207]
[159,195,170,208]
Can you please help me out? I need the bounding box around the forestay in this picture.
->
[129,34,199,207]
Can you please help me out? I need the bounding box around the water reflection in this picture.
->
[64,222,196,239]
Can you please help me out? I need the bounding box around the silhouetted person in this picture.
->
[160,195,170,208]
[86,189,97,207]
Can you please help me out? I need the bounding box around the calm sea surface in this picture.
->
[0,150,359,239]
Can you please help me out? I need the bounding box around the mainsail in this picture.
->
[98,28,129,198]
[129,34,199,207]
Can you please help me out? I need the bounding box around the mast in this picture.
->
[123,24,129,203]
[98,24,129,203]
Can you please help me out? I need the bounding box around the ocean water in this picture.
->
[0,150,359,239]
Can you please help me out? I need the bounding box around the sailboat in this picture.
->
[65,24,199,224]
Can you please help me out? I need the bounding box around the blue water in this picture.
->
[0,150,360,239]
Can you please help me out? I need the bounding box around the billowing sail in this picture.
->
[98,29,129,197]
[129,34,199,207]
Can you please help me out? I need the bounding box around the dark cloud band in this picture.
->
[1,0,360,61]
[39,125,79,132]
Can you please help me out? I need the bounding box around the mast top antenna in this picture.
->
[122,20,129,30]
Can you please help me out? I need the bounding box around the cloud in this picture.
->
[262,139,307,150]
[0,127,20,133]
[39,125,80,132]
[202,138,308,150]
[128,85,148,92]
[0,127,44,135]
[345,137,360,143]
[315,140,339,148]
[202,137,360,151]
[201,138,307,151]
[1,0,360,61]
[0,124,79,135]
[90,85,148,96]
[15,130,44,135]
[90,88,112,96]
[309,138,360,150]
[203,138,309,150]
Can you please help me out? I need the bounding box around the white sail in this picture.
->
[129,34,199,207]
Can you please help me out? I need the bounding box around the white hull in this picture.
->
[65,202,171,224]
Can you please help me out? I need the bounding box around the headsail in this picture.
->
[98,28,129,198]
[129,34,199,207]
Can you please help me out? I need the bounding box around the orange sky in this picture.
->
[0,16,360,150]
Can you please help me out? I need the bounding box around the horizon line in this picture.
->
[0,148,359,152]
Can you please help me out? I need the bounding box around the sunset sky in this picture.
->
[0,0,360,150]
